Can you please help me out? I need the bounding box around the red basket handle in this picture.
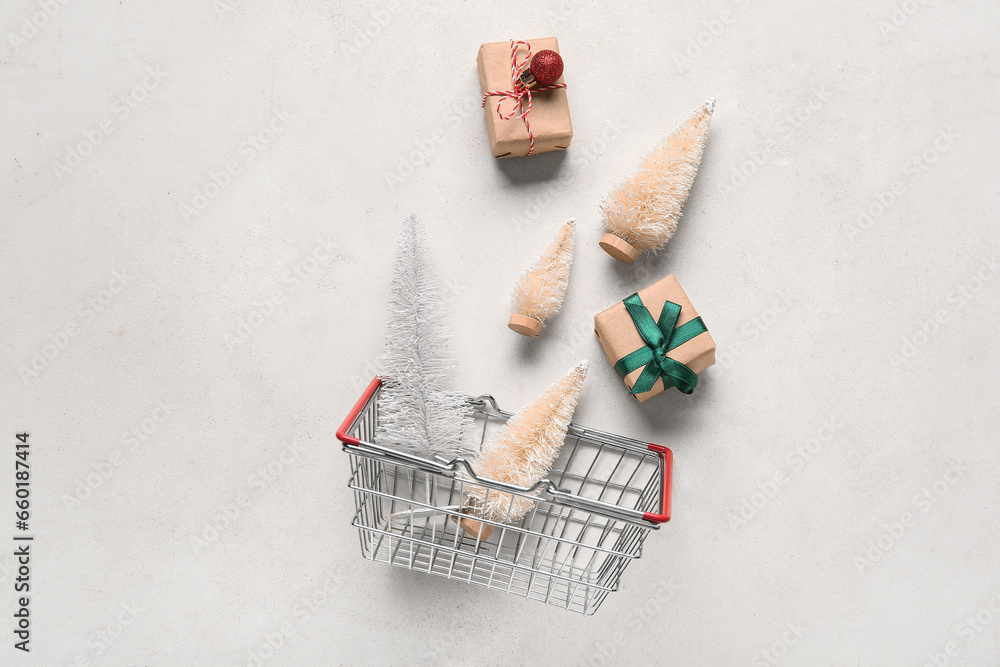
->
[642,444,673,524]
[337,376,382,446]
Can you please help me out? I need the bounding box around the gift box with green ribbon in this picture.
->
[594,274,715,402]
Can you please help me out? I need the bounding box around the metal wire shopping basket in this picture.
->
[337,377,673,615]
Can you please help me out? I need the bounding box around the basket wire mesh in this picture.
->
[338,378,672,615]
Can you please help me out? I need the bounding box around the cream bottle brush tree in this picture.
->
[375,215,474,461]
[456,360,588,540]
[600,98,715,263]
[508,219,575,337]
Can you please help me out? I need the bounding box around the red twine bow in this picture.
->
[482,40,567,156]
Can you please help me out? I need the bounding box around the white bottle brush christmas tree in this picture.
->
[600,98,715,263]
[375,215,474,461]
[508,219,575,337]
[456,360,588,540]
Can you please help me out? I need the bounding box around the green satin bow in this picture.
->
[613,293,708,395]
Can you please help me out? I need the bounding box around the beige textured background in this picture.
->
[2,0,998,665]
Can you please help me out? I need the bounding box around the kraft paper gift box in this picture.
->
[476,37,573,158]
[594,274,716,402]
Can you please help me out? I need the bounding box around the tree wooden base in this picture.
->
[508,313,543,337]
[599,233,642,264]
[451,512,493,541]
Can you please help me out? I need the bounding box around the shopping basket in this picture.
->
[337,377,673,615]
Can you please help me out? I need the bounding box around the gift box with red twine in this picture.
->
[476,38,573,158]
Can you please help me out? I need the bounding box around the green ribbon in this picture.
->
[613,293,708,395]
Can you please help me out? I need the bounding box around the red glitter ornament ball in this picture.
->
[529,50,564,86]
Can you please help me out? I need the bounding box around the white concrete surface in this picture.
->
[2,0,999,665]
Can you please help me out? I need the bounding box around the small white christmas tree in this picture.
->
[600,98,715,263]
[375,215,474,460]
[457,361,588,539]
[508,219,576,337]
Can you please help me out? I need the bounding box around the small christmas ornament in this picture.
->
[508,219,575,337]
[600,99,715,263]
[375,215,474,460]
[518,49,564,89]
[456,361,588,540]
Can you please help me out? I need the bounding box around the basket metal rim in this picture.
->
[338,377,671,528]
